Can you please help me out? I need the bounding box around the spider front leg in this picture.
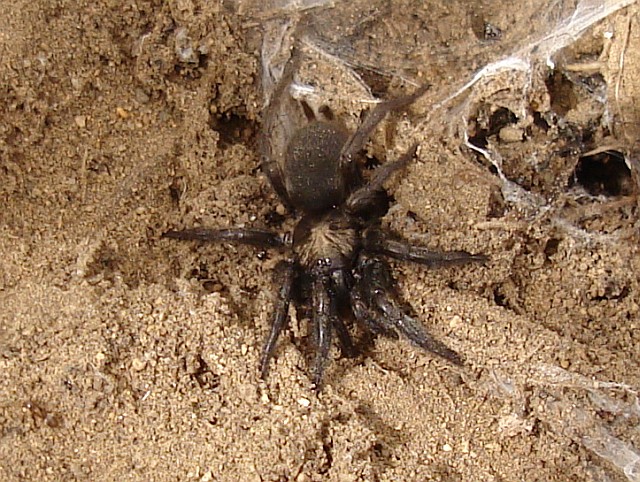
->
[260,259,296,379]
[353,255,463,366]
[163,227,286,248]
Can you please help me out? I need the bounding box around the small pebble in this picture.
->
[449,315,462,328]
[135,88,150,104]
[116,107,130,119]
[499,125,524,143]
[131,358,147,371]
[200,471,213,482]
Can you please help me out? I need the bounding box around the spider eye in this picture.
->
[315,257,333,269]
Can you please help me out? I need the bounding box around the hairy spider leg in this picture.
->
[259,44,304,210]
[162,228,286,248]
[162,227,297,379]
[260,259,295,379]
[339,84,430,166]
[355,255,463,366]
[346,144,417,214]
[364,230,488,267]
[345,135,487,268]
[260,262,356,386]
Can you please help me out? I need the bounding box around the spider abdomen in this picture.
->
[284,121,350,213]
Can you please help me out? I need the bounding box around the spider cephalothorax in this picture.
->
[165,54,486,387]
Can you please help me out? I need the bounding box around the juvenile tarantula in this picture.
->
[165,57,485,387]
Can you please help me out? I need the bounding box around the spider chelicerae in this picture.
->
[165,55,486,388]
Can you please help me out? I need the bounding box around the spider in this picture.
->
[164,55,486,388]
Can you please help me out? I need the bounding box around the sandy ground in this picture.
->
[2,1,640,481]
